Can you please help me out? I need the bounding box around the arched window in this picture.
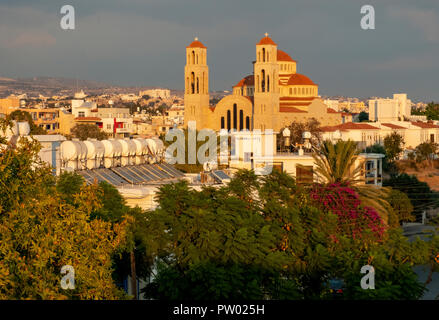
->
[261,69,266,92]
[197,77,199,93]
[196,54,198,64]
[289,88,292,95]
[246,116,250,130]
[191,51,195,64]
[221,117,225,129]
[227,110,231,131]
[256,75,260,92]
[239,110,243,131]
[233,104,237,130]
[267,51,269,62]
[267,75,270,92]
[191,72,195,94]
[294,88,297,95]
[262,48,266,62]
[186,77,189,94]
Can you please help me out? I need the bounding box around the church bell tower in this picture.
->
[184,37,210,129]
[253,33,279,131]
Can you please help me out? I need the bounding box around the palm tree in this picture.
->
[312,139,392,225]
[312,139,364,184]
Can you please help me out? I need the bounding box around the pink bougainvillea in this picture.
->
[310,183,385,240]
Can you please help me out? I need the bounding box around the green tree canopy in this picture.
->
[0,137,130,299]
[425,102,439,120]
[383,131,405,163]
[69,124,109,141]
[7,110,47,135]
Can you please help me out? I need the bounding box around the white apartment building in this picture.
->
[369,93,412,122]
[71,99,133,138]
[320,120,439,152]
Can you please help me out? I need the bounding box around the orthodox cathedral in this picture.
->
[184,34,348,132]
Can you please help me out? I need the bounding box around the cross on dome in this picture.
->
[264,32,269,37]
[195,37,199,41]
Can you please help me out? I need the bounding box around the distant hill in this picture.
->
[0,76,174,98]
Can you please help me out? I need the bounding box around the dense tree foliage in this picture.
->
[280,118,322,151]
[383,174,439,217]
[425,102,439,120]
[415,142,437,162]
[141,169,437,300]
[69,124,109,141]
[7,110,47,135]
[383,132,405,163]
[358,111,369,122]
[0,136,130,299]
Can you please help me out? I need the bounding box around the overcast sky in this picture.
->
[0,0,438,101]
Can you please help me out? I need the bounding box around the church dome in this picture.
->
[257,35,277,46]
[233,75,255,88]
[187,37,207,49]
[287,73,316,86]
[277,50,296,62]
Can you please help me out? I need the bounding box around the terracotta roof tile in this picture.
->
[320,122,379,132]
[287,73,317,86]
[277,50,296,62]
[187,39,207,49]
[233,75,255,88]
[279,106,307,113]
[410,121,439,129]
[382,123,407,129]
[257,36,277,46]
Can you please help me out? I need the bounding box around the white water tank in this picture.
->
[152,138,164,154]
[119,139,130,157]
[60,140,80,170]
[126,139,137,156]
[145,138,157,155]
[83,140,104,169]
[133,139,146,155]
[17,122,30,136]
[76,141,87,160]
[60,141,79,161]
[133,138,148,164]
[4,121,18,138]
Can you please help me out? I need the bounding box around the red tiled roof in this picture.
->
[233,75,255,88]
[244,96,254,104]
[327,108,337,113]
[280,97,314,101]
[279,106,307,113]
[320,122,379,132]
[277,50,296,62]
[280,102,313,107]
[319,126,348,132]
[410,121,439,129]
[382,123,407,129]
[287,73,317,86]
[75,117,101,121]
[187,39,207,49]
[257,36,277,46]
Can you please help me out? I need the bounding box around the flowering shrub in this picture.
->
[310,183,385,240]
